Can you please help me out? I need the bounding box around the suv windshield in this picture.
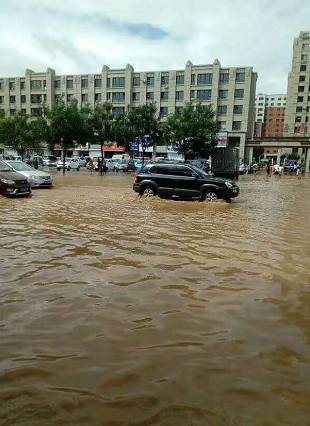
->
[7,161,34,171]
[0,160,12,172]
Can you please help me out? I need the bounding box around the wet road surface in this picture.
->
[0,173,310,425]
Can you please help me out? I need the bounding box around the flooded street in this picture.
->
[0,173,310,425]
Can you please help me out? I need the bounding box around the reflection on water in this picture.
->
[0,173,310,425]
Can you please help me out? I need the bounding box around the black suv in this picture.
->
[0,160,32,197]
[133,163,239,202]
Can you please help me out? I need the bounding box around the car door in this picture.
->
[152,165,177,196]
[173,165,201,197]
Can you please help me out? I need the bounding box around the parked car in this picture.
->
[3,160,53,188]
[239,163,248,175]
[134,160,144,173]
[115,159,135,172]
[78,157,87,167]
[133,163,239,202]
[43,156,58,167]
[57,158,80,171]
[0,160,32,197]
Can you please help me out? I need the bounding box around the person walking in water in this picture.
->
[266,162,271,177]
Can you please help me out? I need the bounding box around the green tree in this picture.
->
[48,99,90,175]
[90,103,121,175]
[164,103,220,161]
[126,104,159,161]
[0,112,48,157]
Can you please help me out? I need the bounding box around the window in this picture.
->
[31,108,42,116]
[146,75,154,86]
[301,54,308,62]
[160,107,168,117]
[298,96,304,102]
[112,106,125,116]
[133,76,140,86]
[191,74,196,85]
[20,81,25,90]
[306,116,309,122]
[296,106,303,112]
[67,94,74,102]
[95,93,102,102]
[107,92,111,101]
[21,109,26,115]
[31,94,42,103]
[219,90,228,99]
[10,109,16,115]
[67,79,73,89]
[0,81,3,90]
[107,78,111,88]
[307,106,310,112]
[197,73,212,85]
[270,103,274,106]
[217,105,227,115]
[112,92,125,102]
[54,80,61,89]
[81,78,88,89]
[112,77,125,88]
[175,106,183,114]
[295,116,302,122]
[234,105,243,114]
[132,92,140,101]
[299,86,305,92]
[10,96,15,103]
[236,72,245,82]
[232,121,242,130]
[9,82,15,90]
[30,80,42,90]
[197,89,211,100]
[81,93,88,102]
[277,103,281,106]
[190,90,195,99]
[219,73,229,83]
[258,102,264,106]
[176,73,184,85]
[161,73,169,86]
[219,121,226,129]
[0,96,3,104]
[161,91,168,100]
[174,166,194,176]
[55,94,62,103]
[146,92,154,101]
[175,90,184,101]
[234,89,244,98]
[299,76,306,82]
[300,65,307,72]
[95,78,102,88]
[258,97,264,100]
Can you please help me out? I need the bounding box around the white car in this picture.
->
[57,158,80,171]
[4,160,53,188]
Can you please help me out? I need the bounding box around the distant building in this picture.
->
[284,31,310,136]
[0,60,257,160]
[255,93,286,123]
[262,107,286,137]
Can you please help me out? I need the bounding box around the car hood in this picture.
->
[0,170,28,181]
[10,170,51,178]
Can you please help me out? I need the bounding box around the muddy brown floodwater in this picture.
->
[0,172,310,425]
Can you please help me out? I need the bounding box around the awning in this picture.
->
[103,146,125,152]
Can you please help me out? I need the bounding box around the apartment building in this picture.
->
[262,107,286,137]
[255,93,286,123]
[0,60,257,159]
[284,31,310,136]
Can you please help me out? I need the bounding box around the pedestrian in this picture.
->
[297,163,302,179]
[278,165,283,176]
[273,163,279,176]
[293,162,297,175]
[33,158,39,170]
[266,163,271,177]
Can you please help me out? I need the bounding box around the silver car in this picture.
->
[4,160,53,188]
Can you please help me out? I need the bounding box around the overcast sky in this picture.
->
[0,0,309,93]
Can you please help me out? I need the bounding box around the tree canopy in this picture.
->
[164,103,220,160]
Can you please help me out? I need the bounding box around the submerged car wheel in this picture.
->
[141,186,155,197]
[204,190,218,201]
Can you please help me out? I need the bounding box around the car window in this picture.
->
[174,166,195,177]
[0,160,12,172]
[148,166,157,173]
[156,165,175,175]
[7,161,33,171]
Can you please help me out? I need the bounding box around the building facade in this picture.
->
[262,106,286,137]
[284,31,310,136]
[0,60,257,159]
[255,93,286,123]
